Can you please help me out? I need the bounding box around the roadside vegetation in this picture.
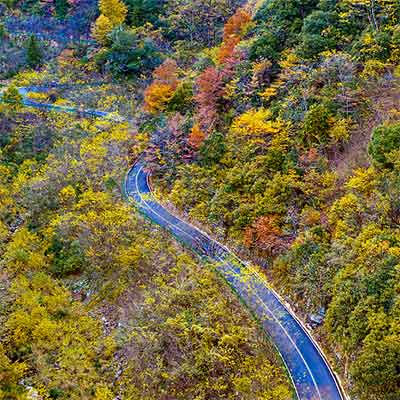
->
[1,0,399,399]
[0,97,292,399]
[135,2,400,399]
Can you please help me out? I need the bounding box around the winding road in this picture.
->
[4,85,345,400]
[126,163,345,400]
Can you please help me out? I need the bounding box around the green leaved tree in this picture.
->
[26,35,43,68]
[2,85,23,109]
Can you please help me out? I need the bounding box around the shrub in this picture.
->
[168,81,193,112]
[125,0,165,27]
[200,131,226,166]
[368,122,400,168]
[54,0,70,19]
[49,238,86,277]
[0,23,7,39]
[302,103,331,145]
[2,85,23,109]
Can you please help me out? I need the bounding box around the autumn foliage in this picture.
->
[152,59,179,89]
[188,124,206,149]
[231,108,284,137]
[144,59,179,114]
[91,0,127,43]
[92,14,113,44]
[98,0,127,26]
[218,35,241,64]
[144,83,175,114]
[223,8,251,40]
[0,93,293,398]
[195,67,224,131]
[218,8,251,63]
[3,0,400,398]
[244,215,286,256]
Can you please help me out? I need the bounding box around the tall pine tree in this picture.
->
[26,35,42,68]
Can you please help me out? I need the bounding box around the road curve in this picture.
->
[10,86,345,400]
[126,162,344,400]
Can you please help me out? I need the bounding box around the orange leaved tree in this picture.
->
[144,59,179,114]
[244,215,286,256]
[188,124,206,149]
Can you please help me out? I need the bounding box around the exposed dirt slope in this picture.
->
[331,76,400,178]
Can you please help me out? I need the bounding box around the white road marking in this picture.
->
[13,83,346,400]
[133,164,320,400]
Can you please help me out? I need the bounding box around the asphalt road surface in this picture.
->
[125,162,345,400]
[10,85,346,400]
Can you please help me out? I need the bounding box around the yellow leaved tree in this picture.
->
[99,0,127,26]
[144,59,180,114]
[231,108,284,137]
[92,14,114,45]
[144,83,175,113]
[92,0,127,44]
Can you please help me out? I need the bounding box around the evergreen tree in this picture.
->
[368,122,400,168]
[200,132,226,166]
[0,23,7,40]
[125,0,165,27]
[25,35,42,68]
[55,0,70,19]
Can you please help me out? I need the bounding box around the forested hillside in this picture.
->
[137,1,400,399]
[0,0,399,399]
[0,88,292,399]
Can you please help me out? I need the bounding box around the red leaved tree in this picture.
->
[152,58,179,89]
[195,66,224,131]
[244,215,286,256]
[218,35,241,64]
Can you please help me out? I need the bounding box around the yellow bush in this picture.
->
[144,83,175,114]
[231,108,283,137]
[92,15,113,45]
[99,0,127,26]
